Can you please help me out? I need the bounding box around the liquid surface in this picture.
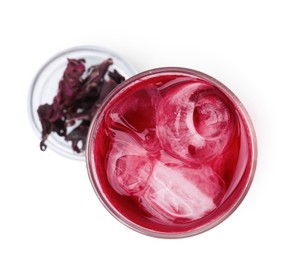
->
[93,73,251,232]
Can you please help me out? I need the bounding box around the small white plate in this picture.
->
[28,46,137,160]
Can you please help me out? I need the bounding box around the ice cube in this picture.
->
[157,81,235,163]
[115,155,153,196]
[114,86,159,132]
[193,94,232,138]
[139,162,226,223]
[106,130,152,195]
[106,86,161,152]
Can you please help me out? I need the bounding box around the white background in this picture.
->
[0,0,295,259]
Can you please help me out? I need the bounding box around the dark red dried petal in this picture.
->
[96,79,117,106]
[108,69,125,84]
[78,58,113,96]
[65,121,90,153]
[37,104,66,150]
[37,57,125,154]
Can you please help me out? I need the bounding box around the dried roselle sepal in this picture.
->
[37,59,86,150]
[48,59,86,122]
[108,69,125,84]
[37,57,125,154]
[64,59,115,124]
[74,58,113,101]
[96,78,118,108]
[37,104,66,151]
[82,58,113,90]
[65,120,90,153]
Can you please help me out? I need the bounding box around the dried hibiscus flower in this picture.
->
[37,58,125,153]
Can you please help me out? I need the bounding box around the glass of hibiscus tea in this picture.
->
[86,67,257,238]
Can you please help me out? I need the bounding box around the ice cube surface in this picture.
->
[106,130,150,195]
[139,162,226,223]
[115,155,153,196]
[107,86,159,131]
[157,81,234,163]
[106,86,161,152]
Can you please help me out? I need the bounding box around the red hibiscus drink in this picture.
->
[86,68,257,238]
